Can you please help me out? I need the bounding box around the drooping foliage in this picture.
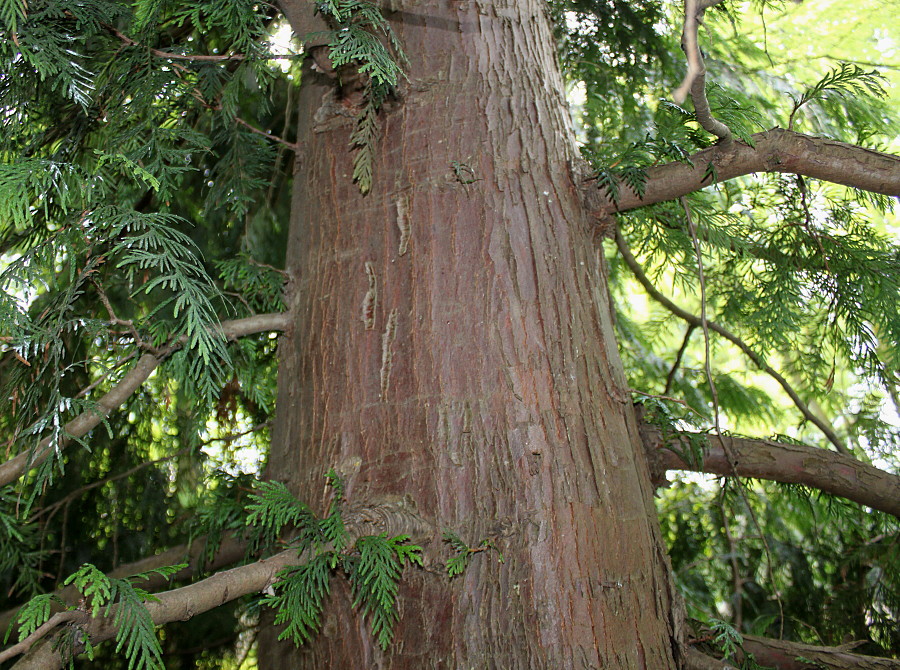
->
[0,0,897,666]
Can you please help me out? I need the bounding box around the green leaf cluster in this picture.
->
[9,562,185,669]
[248,477,421,651]
[315,0,407,193]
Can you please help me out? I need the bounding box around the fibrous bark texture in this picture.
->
[266,1,682,667]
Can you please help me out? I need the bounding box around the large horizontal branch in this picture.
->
[698,633,900,669]
[9,503,432,670]
[0,313,290,488]
[640,422,900,518]
[581,128,900,218]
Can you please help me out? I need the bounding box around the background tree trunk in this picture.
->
[265,1,683,666]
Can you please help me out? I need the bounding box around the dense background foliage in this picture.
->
[0,0,897,665]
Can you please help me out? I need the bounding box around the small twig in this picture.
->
[796,175,831,274]
[92,280,166,356]
[631,390,705,416]
[245,256,291,279]
[685,197,786,636]
[104,24,246,63]
[74,352,138,400]
[233,116,298,150]
[264,82,296,211]
[30,422,268,524]
[718,490,744,629]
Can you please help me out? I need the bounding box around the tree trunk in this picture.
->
[264,1,683,666]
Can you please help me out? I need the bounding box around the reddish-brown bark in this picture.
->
[266,0,682,666]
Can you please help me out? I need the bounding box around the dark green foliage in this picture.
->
[8,563,186,669]
[314,0,407,193]
[264,553,334,646]
[1,0,289,663]
[250,477,421,651]
[661,478,900,654]
[345,534,422,649]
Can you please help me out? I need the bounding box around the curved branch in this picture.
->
[640,422,900,518]
[0,313,290,488]
[581,128,900,219]
[615,231,849,454]
[673,0,732,142]
[8,505,432,670]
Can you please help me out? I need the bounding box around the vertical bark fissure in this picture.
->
[266,1,683,667]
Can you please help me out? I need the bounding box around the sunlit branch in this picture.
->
[580,129,900,221]
[615,230,849,455]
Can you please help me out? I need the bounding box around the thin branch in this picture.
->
[615,230,849,454]
[234,116,298,150]
[104,24,247,63]
[640,423,900,518]
[0,535,249,638]
[74,352,137,400]
[697,632,900,669]
[30,448,189,523]
[664,324,696,394]
[0,612,78,665]
[0,313,291,488]
[718,492,743,629]
[684,196,785,635]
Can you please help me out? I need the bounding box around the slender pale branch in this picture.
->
[615,230,849,454]
[105,24,247,62]
[0,313,290,488]
[8,505,432,669]
[640,422,900,518]
[0,612,78,665]
[580,128,900,221]
[234,116,298,150]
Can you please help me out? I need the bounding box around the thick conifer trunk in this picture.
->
[265,1,683,666]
